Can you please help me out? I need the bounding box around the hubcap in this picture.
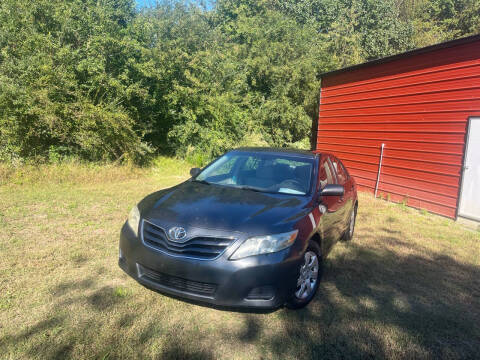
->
[295,251,319,300]
[349,210,355,236]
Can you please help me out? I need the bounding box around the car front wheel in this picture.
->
[286,240,323,309]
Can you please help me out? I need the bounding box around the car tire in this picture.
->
[286,240,323,309]
[342,204,357,241]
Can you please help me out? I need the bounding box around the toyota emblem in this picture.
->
[168,227,187,241]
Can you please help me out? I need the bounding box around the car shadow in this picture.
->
[235,237,480,358]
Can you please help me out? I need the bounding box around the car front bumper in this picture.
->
[119,223,303,310]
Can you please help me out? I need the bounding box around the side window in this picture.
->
[319,158,335,189]
[331,157,348,185]
[339,161,349,180]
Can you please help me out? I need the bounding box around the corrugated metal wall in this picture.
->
[316,38,480,218]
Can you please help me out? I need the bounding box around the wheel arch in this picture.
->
[309,233,323,256]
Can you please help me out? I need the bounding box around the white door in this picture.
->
[459,117,480,221]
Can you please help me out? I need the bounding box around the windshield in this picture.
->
[195,151,314,195]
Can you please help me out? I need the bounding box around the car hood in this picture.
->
[139,181,312,235]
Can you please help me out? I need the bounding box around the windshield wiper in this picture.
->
[237,185,263,192]
[192,179,211,185]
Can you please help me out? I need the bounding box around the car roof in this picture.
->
[232,147,317,159]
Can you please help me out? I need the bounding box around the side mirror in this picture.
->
[320,184,344,197]
[190,167,201,177]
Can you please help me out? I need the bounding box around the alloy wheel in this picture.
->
[295,251,319,299]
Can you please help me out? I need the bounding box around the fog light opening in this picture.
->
[246,286,275,300]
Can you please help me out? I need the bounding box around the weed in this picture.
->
[114,287,130,298]
[69,252,87,265]
[386,216,396,223]
[0,291,14,310]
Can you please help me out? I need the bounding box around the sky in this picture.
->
[136,0,157,9]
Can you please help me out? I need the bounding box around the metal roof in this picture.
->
[319,33,480,79]
[233,147,316,158]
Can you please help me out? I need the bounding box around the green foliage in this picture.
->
[0,0,149,163]
[113,286,130,298]
[0,0,478,164]
[400,0,480,46]
[270,0,414,61]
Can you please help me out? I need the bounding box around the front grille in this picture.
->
[142,220,235,260]
[139,265,217,296]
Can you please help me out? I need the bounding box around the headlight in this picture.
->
[127,205,140,237]
[230,230,298,260]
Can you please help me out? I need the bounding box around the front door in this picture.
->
[317,155,340,253]
[330,156,353,232]
[459,117,480,221]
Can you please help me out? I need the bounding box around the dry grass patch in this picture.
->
[0,160,479,359]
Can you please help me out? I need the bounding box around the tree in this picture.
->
[1,0,478,164]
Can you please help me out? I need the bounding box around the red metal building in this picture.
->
[314,34,480,219]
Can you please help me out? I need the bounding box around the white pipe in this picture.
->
[374,143,385,198]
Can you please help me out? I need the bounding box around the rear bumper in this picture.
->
[119,223,302,310]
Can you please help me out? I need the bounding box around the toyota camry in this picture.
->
[119,148,357,310]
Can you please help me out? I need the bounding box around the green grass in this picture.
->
[0,158,479,359]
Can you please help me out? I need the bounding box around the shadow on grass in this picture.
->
[52,278,94,296]
[1,275,215,360]
[88,286,126,311]
[160,342,215,360]
[239,237,480,359]
[0,316,72,359]
[2,237,479,359]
